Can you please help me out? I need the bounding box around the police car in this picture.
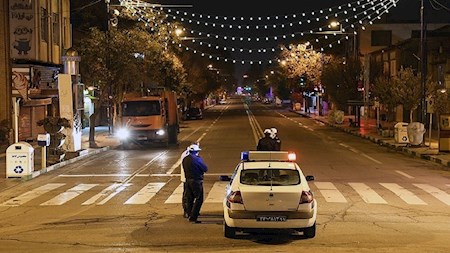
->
[222,151,317,238]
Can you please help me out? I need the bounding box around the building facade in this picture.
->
[9,0,71,141]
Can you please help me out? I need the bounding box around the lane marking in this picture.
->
[40,184,98,206]
[361,154,383,164]
[395,170,414,179]
[165,183,184,204]
[380,183,427,205]
[348,183,387,204]
[413,184,450,206]
[97,184,130,205]
[205,182,228,203]
[1,183,65,206]
[124,182,165,205]
[339,143,383,164]
[314,182,347,203]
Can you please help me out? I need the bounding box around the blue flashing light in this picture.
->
[241,151,249,161]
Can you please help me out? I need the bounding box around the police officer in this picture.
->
[257,129,275,151]
[182,144,208,223]
[270,127,281,151]
[180,143,197,218]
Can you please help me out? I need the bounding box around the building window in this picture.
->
[41,7,49,42]
[52,13,60,45]
[371,30,392,47]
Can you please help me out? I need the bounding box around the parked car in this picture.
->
[222,151,317,239]
[183,107,203,120]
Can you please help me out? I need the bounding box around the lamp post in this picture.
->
[419,0,427,124]
[329,21,358,59]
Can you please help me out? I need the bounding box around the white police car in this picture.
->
[222,151,317,238]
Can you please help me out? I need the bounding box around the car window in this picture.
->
[240,169,300,186]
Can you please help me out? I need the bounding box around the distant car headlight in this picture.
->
[156,129,165,136]
[116,128,130,140]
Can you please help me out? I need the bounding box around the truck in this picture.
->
[117,88,179,148]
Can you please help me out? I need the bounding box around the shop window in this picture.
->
[52,13,60,45]
[41,7,49,42]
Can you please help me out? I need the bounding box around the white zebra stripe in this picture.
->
[205,182,228,203]
[165,183,184,204]
[1,183,65,206]
[124,183,165,205]
[40,184,97,206]
[348,183,387,204]
[380,183,427,205]
[314,182,347,203]
[414,184,450,206]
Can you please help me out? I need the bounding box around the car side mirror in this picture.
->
[219,175,231,181]
[305,175,315,181]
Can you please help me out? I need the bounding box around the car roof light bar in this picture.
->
[240,151,296,162]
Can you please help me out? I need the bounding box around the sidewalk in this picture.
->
[0,126,120,190]
[293,109,450,170]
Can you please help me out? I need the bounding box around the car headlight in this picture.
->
[156,129,165,136]
[116,128,130,140]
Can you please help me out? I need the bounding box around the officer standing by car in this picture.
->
[270,127,281,151]
[257,129,275,151]
[182,144,208,223]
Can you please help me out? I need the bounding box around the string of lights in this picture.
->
[163,0,385,31]
[122,0,400,65]
[130,0,394,42]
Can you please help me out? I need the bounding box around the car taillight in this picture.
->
[227,191,243,204]
[300,190,313,204]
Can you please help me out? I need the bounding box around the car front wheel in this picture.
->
[303,222,316,238]
[224,222,236,238]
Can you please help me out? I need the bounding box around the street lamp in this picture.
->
[328,21,358,59]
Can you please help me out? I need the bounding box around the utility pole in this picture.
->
[420,0,427,124]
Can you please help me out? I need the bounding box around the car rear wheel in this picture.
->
[303,222,316,238]
[224,222,236,238]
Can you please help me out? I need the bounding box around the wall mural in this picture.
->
[10,0,36,59]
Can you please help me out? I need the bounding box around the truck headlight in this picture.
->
[116,128,130,140]
[156,129,165,136]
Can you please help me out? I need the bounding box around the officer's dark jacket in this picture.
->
[182,153,208,180]
[257,136,275,151]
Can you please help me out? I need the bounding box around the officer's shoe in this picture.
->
[189,218,201,224]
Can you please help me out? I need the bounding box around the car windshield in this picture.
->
[122,101,161,116]
[240,169,300,186]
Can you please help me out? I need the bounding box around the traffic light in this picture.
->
[299,75,307,86]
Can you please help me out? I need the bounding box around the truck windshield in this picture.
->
[122,101,161,116]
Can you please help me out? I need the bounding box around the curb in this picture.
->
[22,146,111,181]
[295,110,449,170]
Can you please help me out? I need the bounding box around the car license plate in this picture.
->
[137,136,147,140]
[256,215,287,222]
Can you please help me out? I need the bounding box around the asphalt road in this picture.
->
[0,97,449,253]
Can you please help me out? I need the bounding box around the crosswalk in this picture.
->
[1,181,449,207]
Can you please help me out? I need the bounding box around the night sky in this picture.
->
[116,0,449,81]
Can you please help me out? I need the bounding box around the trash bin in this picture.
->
[6,142,34,178]
[394,122,409,144]
[407,122,426,146]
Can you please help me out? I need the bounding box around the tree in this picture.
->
[279,43,328,87]
[372,75,399,123]
[392,67,426,123]
[77,25,186,144]
[321,57,362,110]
